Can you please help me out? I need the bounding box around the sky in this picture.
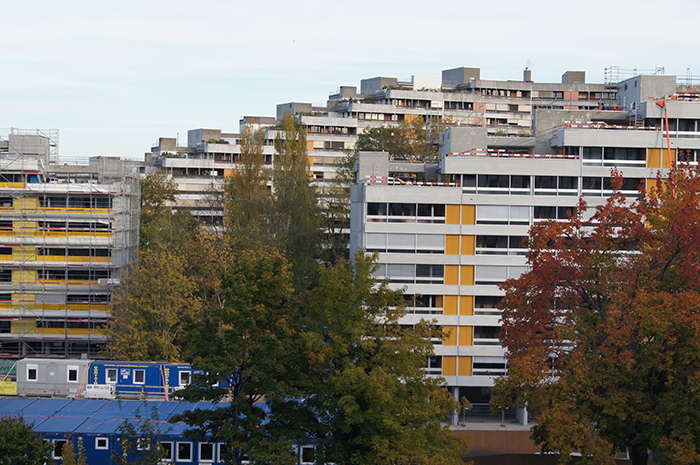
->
[3,0,700,161]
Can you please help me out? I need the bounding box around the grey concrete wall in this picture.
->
[7,134,50,157]
[356,151,390,181]
[562,71,585,84]
[442,67,481,86]
[361,77,399,95]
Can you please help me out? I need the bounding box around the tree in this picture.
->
[224,125,273,253]
[275,252,466,465]
[139,171,199,251]
[272,113,322,289]
[0,415,52,465]
[112,403,168,465]
[60,436,87,465]
[355,116,450,162]
[106,247,200,362]
[173,249,303,465]
[492,167,700,465]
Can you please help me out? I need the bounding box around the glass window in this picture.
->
[27,365,38,381]
[95,437,109,450]
[67,366,79,383]
[511,176,530,189]
[583,147,603,160]
[53,440,67,459]
[161,442,173,461]
[179,371,191,386]
[133,369,145,384]
[535,176,557,189]
[177,442,192,462]
[106,368,117,384]
[200,443,214,462]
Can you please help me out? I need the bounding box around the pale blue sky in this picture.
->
[2,0,699,160]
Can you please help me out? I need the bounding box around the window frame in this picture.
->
[176,441,193,462]
[67,365,79,383]
[106,368,118,384]
[133,369,146,385]
[95,437,109,450]
[27,364,38,382]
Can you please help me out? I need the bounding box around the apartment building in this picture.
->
[146,67,618,224]
[349,73,698,408]
[0,130,139,359]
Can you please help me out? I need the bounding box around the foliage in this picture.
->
[288,252,465,465]
[107,247,200,362]
[0,415,52,465]
[139,171,199,250]
[355,116,450,161]
[224,125,273,253]
[272,113,322,288]
[112,403,168,465]
[492,167,700,465]
[173,249,302,465]
[60,436,87,465]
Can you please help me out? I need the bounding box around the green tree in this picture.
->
[272,113,322,288]
[139,171,199,250]
[0,415,52,465]
[286,252,465,465]
[355,116,450,162]
[493,167,700,465]
[224,125,273,253]
[106,247,200,361]
[173,249,303,465]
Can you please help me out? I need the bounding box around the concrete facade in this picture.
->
[350,73,699,406]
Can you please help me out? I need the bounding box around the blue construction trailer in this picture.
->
[86,361,195,399]
[0,398,320,464]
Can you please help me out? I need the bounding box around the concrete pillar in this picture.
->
[515,406,528,426]
[451,386,460,426]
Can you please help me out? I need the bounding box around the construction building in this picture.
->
[350,72,699,413]
[146,67,620,224]
[0,129,139,360]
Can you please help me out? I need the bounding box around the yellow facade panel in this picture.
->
[443,356,457,376]
[647,148,661,169]
[460,266,474,286]
[445,265,459,285]
[462,205,476,225]
[446,235,459,255]
[444,295,458,315]
[459,326,473,346]
[14,197,38,210]
[12,270,36,284]
[13,221,38,237]
[13,248,37,261]
[446,205,460,225]
[444,326,458,346]
[459,296,474,315]
[461,236,475,255]
[0,381,17,395]
[458,356,473,377]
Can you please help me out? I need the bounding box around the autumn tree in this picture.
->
[224,125,273,252]
[0,415,52,465]
[139,171,199,250]
[107,171,201,362]
[272,112,322,288]
[107,247,199,361]
[355,115,449,161]
[493,167,700,465]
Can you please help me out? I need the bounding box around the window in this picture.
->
[106,368,117,384]
[474,326,502,345]
[27,364,38,381]
[179,371,191,387]
[425,356,442,376]
[199,443,215,462]
[95,437,109,450]
[301,446,315,464]
[177,442,193,462]
[67,366,79,383]
[473,357,507,375]
[475,296,503,316]
[53,440,67,459]
[161,442,173,461]
[404,294,443,314]
[133,369,145,384]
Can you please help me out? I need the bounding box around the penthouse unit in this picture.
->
[0,130,139,359]
[350,73,698,409]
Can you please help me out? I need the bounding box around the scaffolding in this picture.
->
[0,130,139,359]
[604,66,666,84]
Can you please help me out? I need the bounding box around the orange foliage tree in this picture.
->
[493,167,700,465]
